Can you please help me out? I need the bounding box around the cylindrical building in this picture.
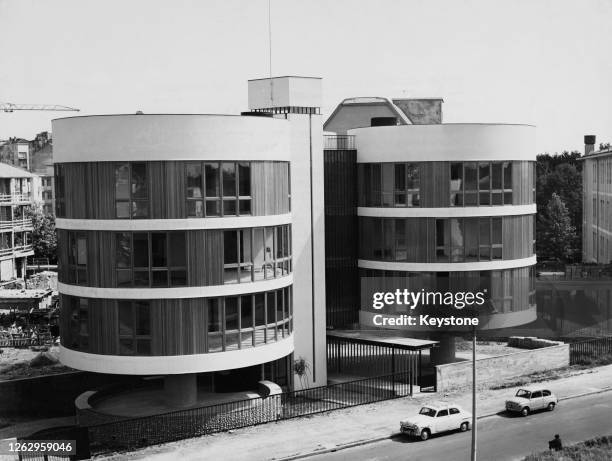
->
[353,124,537,351]
[53,114,296,401]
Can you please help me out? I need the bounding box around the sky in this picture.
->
[1,0,611,154]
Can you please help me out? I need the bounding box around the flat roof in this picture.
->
[247,75,322,81]
[327,330,438,350]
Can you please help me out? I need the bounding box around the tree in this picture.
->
[536,152,582,260]
[27,207,57,264]
[537,193,577,262]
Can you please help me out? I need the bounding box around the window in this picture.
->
[118,301,151,355]
[450,162,515,206]
[115,163,149,218]
[531,391,542,399]
[450,408,460,415]
[67,232,88,285]
[114,232,187,287]
[187,162,252,217]
[225,225,292,283]
[437,409,449,417]
[359,163,419,207]
[186,163,203,217]
[543,390,551,397]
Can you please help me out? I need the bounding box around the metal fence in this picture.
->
[569,336,612,365]
[86,371,412,452]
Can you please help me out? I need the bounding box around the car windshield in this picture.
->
[419,407,436,417]
[516,389,531,398]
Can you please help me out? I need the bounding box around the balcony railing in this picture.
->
[324,135,355,150]
[0,218,32,230]
[14,244,33,254]
[0,193,32,204]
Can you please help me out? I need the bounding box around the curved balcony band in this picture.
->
[58,275,293,299]
[55,213,291,231]
[357,205,536,218]
[351,124,535,162]
[60,337,294,375]
[358,257,536,272]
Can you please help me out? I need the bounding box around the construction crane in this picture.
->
[0,102,79,113]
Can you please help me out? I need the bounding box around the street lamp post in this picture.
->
[471,326,477,461]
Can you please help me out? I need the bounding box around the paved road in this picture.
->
[308,392,612,461]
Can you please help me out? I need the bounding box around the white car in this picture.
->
[400,403,472,441]
[505,387,558,416]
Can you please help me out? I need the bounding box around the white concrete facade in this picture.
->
[351,124,535,162]
[60,335,294,375]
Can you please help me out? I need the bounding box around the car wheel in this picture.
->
[547,402,555,411]
[460,422,469,432]
[521,407,530,417]
[420,429,430,441]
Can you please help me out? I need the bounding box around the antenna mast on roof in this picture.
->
[268,0,273,107]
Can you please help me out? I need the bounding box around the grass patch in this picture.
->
[523,435,612,460]
[489,366,593,391]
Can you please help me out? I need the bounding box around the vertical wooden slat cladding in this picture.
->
[502,215,534,259]
[164,162,186,219]
[57,230,68,283]
[251,162,289,215]
[85,163,99,219]
[89,299,118,355]
[187,230,207,286]
[149,162,167,219]
[65,163,87,218]
[97,163,116,218]
[432,162,450,207]
[204,230,224,285]
[512,161,535,205]
[419,162,449,207]
[250,162,266,215]
[98,231,115,287]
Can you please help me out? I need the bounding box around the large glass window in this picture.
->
[114,163,149,218]
[187,161,251,217]
[114,231,187,287]
[225,225,291,283]
[450,162,515,206]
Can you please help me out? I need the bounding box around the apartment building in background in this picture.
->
[0,163,36,283]
[53,77,326,404]
[581,135,612,264]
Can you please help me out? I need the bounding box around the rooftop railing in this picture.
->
[324,135,355,150]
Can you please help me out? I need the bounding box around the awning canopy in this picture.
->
[327,330,438,351]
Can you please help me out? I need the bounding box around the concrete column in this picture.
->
[164,374,197,407]
[430,334,456,365]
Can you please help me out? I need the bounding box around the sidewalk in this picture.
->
[96,364,612,461]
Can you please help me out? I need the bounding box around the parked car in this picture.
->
[400,403,471,441]
[505,387,558,416]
